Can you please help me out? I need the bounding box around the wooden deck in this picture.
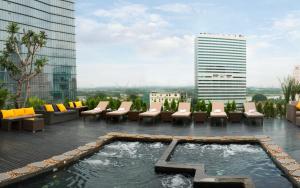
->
[0,118,300,173]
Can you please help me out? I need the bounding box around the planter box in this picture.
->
[228,111,243,123]
[160,111,173,122]
[128,111,141,121]
[193,112,207,123]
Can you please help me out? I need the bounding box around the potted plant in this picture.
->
[161,99,173,122]
[193,100,207,123]
[128,97,144,121]
[228,101,243,123]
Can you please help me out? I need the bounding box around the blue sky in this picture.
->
[75,0,300,88]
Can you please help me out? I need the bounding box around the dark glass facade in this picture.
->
[0,0,76,102]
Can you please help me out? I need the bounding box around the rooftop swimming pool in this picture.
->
[12,140,293,188]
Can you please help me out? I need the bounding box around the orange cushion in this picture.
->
[68,102,74,108]
[45,104,54,112]
[75,101,82,108]
[296,102,300,110]
[24,107,35,115]
[13,109,25,117]
[1,110,14,119]
[57,104,67,112]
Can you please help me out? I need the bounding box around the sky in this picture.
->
[75,0,300,88]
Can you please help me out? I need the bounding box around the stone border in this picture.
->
[0,132,299,188]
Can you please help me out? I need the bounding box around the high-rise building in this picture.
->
[195,33,246,104]
[0,0,76,102]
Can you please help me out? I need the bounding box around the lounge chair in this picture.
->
[81,101,109,119]
[244,102,264,125]
[139,102,162,123]
[171,102,192,122]
[106,101,132,121]
[210,101,227,125]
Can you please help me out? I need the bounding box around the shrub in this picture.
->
[256,103,263,113]
[231,101,237,111]
[194,100,207,112]
[207,101,212,114]
[170,99,177,112]
[163,99,170,111]
[26,97,45,110]
[108,98,121,110]
[132,97,143,111]
[225,101,231,113]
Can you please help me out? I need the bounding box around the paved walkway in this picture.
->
[0,118,299,173]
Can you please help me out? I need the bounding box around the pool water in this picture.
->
[170,143,293,188]
[16,141,192,188]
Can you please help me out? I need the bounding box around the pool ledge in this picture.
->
[0,132,299,188]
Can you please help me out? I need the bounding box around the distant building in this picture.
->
[0,0,76,102]
[194,33,246,104]
[293,65,300,82]
[149,92,186,104]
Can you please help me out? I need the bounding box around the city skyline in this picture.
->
[76,0,300,88]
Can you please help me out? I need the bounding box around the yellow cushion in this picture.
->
[24,107,35,115]
[75,101,82,108]
[1,110,14,119]
[45,104,54,112]
[69,102,74,108]
[57,104,67,112]
[13,109,25,117]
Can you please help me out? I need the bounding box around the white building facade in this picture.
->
[195,33,246,104]
[150,92,185,104]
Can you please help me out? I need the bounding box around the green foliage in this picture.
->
[280,76,298,103]
[163,99,170,111]
[252,94,267,102]
[194,100,206,112]
[231,101,237,111]
[255,99,286,118]
[170,99,177,112]
[0,87,8,109]
[85,94,108,110]
[131,97,143,111]
[225,101,232,113]
[26,96,45,110]
[142,102,147,112]
[256,103,263,113]
[207,101,212,114]
[108,98,121,110]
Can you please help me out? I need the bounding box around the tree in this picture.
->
[163,99,170,111]
[252,94,267,102]
[0,22,47,108]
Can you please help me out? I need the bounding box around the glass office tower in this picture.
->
[0,0,76,102]
[195,33,246,104]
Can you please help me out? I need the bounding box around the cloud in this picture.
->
[76,3,194,87]
[93,4,147,20]
[155,3,192,13]
[272,12,300,39]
